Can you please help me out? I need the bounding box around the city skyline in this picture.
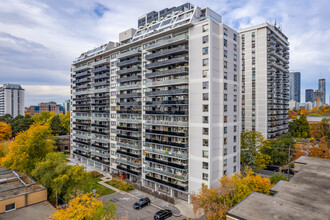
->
[0,0,329,106]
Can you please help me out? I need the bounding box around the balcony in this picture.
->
[145,45,188,60]
[91,116,108,121]
[92,123,109,128]
[117,149,140,159]
[91,157,110,165]
[145,167,188,181]
[117,165,141,176]
[145,56,188,69]
[117,134,140,141]
[117,57,141,67]
[145,100,188,106]
[117,66,141,75]
[92,144,110,151]
[73,150,90,158]
[145,139,187,148]
[92,73,109,80]
[92,130,109,135]
[145,89,188,97]
[117,48,141,59]
[117,83,141,90]
[145,67,189,79]
[91,150,110,158]
[91,95,109,100]
[73,64,90,72]
[74,71,90,78]
[117,110,141,115]
[117,142,141,150]
[145,110,188,116]
[92,81,108,87]
[91,88,110,93]
[92,66,110,73]
[145,34,189,51]
[116,118,141,123]
[145,129,187,137]
[145,147,188,159]
[116,158,141,168]
[145,78,188,87]
[117,126,140,132]
[73,139,90,146]
[117,75,141,83]
[73,145,90,153]
[73,77,90,84]
[145,157,187,170]
[145,175,188,191]
[117,101,141,106]
[117,93,141,99]
[91,58,110,66]
[145,120,188,127]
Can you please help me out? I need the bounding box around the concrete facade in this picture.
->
[0,84,25,117]
[289,71,300,102]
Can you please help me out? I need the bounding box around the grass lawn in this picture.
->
[106,178,134,192]
[85,178,116,196]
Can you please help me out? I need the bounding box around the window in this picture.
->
[224,61,227,69]
[224,83,227,90]
[224,126,227,134]
[234,115,237,122]
[203,93,209,101]
[203,81,209,89]
[203,127,209,135]
[203,139,209,147]
[234,64,237,72]
[224,94,227,101]
[203,104,209,112]
[203,24,209,32]
[224,72,228,80]
[203,35,209,43]
[234,145,237,152]
[234,54,237,61]
[224,148,227,156]
[224,28,227,36]
[203,116,209,124]
[234,44,237,51]
[234,156,237,163]
[224,116,227,123]
[5,203,15,212]
[203,58,209,66]
[203,70,208,78]
[233,33,237,41]
[203,162,209,169]
[234,125,237,132]
[224,137,227,145]
[224,159,227,167]
[234,166,237,172]
[234,105,237,112]
[234,135,237,142]
[234,85,237,92]
[224,50,227,57]
[223,170,227,175]
[202,150,209,158]
[234,95,237,102]
[224,39,227,47]
[234,74,237,82]
[203,47,209,55]
[224,105,227,112]
[203,173,208,180]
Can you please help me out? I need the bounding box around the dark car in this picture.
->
[266,164,280,172]
[154,209,173,220]
[282,169,294,175]
[133,197,151,210]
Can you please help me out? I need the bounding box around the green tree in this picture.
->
[50,115,67,135]
[270,173,289,184]
[9,115,34,136]
[295,114,310,138]
[241,131,272,171]
[32,111,55,124]
[0,114,12,123]
[59,112,70,134]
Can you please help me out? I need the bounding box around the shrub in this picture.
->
[90,171,103,178]
[270,173,289,184]
[107,178,134,192]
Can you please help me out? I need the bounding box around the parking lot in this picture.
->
[100,192,186,220]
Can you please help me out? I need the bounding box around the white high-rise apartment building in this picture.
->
[0,84,25,117]
[70,3,240,202]
[239,23,289,139]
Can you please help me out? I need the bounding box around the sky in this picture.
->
[0,0,329,106]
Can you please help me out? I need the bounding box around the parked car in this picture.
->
[266,164,280,172]
[133,197,151,210]
[154,209,173,220]
[281,169,294,175]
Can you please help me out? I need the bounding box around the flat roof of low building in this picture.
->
[226,156,330,220]
[0,201,55,220]
[0,168,46,201]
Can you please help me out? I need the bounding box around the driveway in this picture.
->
[100,192,186,220]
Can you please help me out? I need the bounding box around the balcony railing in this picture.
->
[73,145,90,153]
[117,101,141,106]
[145,67,189,79]
[91,157,110,165]
[92,81,108,87]
[145,34,189,51]
[91,88,110,93]
[117,126,141,132]
[117,142,141,150]
[145,157,187,170]
[73,139,90,146]
[117,134,141,141]
[145,78,188,87]
[117,93,141,99]
[117,75,141,83]
[145,175,188,191]
[117,150,141,159]
[145,120,188,127]
[91,150,110,158]
[116,118,142,123]
[145,129,187,137]
[92,66,110,73]
[145,89,188,97]
[145,167,188,180]
[73,150,90,158]
[117,66,141,75]
[117,83,141,90]
[117,165,141,176]
[117,57,141,67]
[91,58,110,66]
[92,144,110,151]
[117,48,141,59]
[116,158,141,168]
[145,56,188,69]
[145,45,188,60]
[145,100,188,105]
[145,147,188,159]
[145,110,188,116]
[73,65,90,72]
[145,139,187,148]
[74,70,90,78]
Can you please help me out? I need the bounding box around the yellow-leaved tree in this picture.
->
[191,167,273,220]
[49,193,116,220]
[1,122,54,174]
[0,122,12,141]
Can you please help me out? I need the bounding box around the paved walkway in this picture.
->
[98,177,181,217]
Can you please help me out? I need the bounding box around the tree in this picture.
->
[191,167,273,220]
[32,152,91,204]
[0,122,12,141]
[241,131,272,171]
[59,112,70,134]
[50,115,67,135]
[270,173,289,184]
[0,114,12,123]
[308,137,330,159]
[32,111,55,124]
[263,133,296,165]
[0,140,10,158]
[9,115,34,137]
[295,114,310,138]
[1,123,54,174]
[49,193,116,220]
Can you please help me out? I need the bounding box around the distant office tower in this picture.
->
[63,99,70,114]
[318,79,326,104]
[305,89,313,102]
[289,71,301,102]
[313,90,323,107]
[0,84,25,117]
[25,101,64,116]
[71,3,241,202]
[239,23,289,139]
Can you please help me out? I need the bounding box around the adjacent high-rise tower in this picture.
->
[318,79,326,104]
[289,71,301,102]
[70,3,240,202]
[305,89,313,102]
[239,23,289,139]
[0,84,25,117]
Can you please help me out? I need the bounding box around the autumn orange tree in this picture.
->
[0,122,12,141]
[1,122,54,174]
[309,137,330,159]
[49,193,116,220]
[191,167,273,220]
